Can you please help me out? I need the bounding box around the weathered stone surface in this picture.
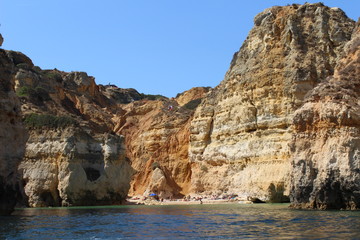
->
[6,50,34,68]
[100,86,143,104]
[0,49,27,215]
[0,34,3,47]
[115,99,193,198]
[19,128,132,207]
[176,87,211,106]
[290,20,360,210]
[11,64,134,207]
[189,3,355,201]
[0,3,358,210]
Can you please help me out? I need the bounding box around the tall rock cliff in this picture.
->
[115,87,209,199]
[11,49,209,205]
[11,58,134,207]
[189,3,355,201]
[0,40,28,214]
[290,20,360,210]
[0,3,358,210]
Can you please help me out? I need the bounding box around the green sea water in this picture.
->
[0,203,359,239]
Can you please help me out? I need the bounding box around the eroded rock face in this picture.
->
[176,87,211,106]
[100,86,143,104]
[189,3,355,201]
[290,21,360,210]
[115,99,194,198]
[11,63,134,207]
[0,49,27,215]
[10,50,209,205]
[110,86,210,199]
[1,3,357,209]
[19,128,132,207]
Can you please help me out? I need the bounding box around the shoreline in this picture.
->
[125,198,254,206]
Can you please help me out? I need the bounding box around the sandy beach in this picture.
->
[126,197,253,206]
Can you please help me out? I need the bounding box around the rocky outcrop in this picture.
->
[116,100,191,198]
[0,49,27,215]
[7,48,210,205]
[100,86,143,104]
[19,127,132,207]
[189,3,355,201]
[176,87,211,106]
[11,60,134,207]
[290,20,360,210]
[0,3,358,210]
[109,87,209,199]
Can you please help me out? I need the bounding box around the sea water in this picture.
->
[0,204,359,239]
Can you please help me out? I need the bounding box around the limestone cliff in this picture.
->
[175,87,211,107]
[11,59,134,207]
[0,48,27,215]
[19,128,132,207]
[115,87,209,198]
[189,3,355,201]
[12,48,209,205]
[290,20,360,210]
[0,3,358,210]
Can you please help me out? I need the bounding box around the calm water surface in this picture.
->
[0,204,359,239]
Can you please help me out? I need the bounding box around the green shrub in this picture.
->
[16,85,51,101]
[183,98,202,110]
[43,71,62,82]
[33,86,51,101]
[141,93,167,100]
[151,161,160,170]
[200,165,208,173]
[32,66,42,74]
[16,86,32,97]
[16,63,31,70]
[24,113,77,129]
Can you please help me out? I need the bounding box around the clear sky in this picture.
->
[1,1,359,97]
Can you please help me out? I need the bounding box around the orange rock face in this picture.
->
[0,3,358,210]
[115,88,209,198]
[10,53,210,204]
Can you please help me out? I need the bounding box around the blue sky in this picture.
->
[1,1,359,97]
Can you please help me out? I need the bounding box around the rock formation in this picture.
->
[189,3,355,201]
[175,87,211,107]
[10,58,134,207]
[9,46,210,206]
[0,47,28,215]
[0,3,358,210]
[290,20,360,210]
[115,87,209,199]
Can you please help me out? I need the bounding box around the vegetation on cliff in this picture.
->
[0,3,358,212]
[23,113,77,129]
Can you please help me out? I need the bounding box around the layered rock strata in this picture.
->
[0,3,358,210]
[10,48,209,205]
[19,128,132,207]
[10,57,135,207]
[115,87,209,198]
[290,20,360,210]
[0,49,28,215]
[189,3,355,201]
[175,87,211,106]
